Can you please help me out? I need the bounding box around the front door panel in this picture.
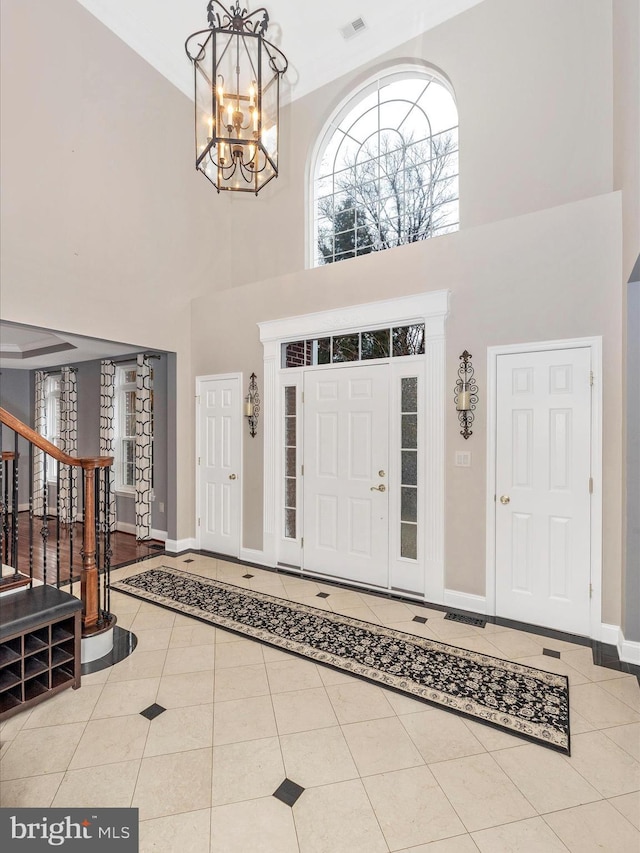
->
[303,364,389,587]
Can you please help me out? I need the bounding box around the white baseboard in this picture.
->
[601,622,640,664]
[620,635,640,666]
[165,537,198,554]
[443,589,487,615]
[18,506,83,521]
[115,521,167,541]
[600,622,620,646]
[240,547,267,565]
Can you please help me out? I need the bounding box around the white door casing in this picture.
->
[196,374,242,558]
[490,343,599,636]
[259,291,449,603]
[303,364,389,587]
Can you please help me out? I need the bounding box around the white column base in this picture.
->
[81,626,114,664]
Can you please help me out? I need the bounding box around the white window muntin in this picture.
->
[310,64,459,267]
[44,375,61,482]
[115,366,136,493]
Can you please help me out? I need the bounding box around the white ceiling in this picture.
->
[0,321,144,371]
[76,0,484,104]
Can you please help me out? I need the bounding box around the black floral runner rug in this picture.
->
[112,566,570,754]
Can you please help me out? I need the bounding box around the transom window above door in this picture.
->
[312,65,459,267]
[281,323,425,368]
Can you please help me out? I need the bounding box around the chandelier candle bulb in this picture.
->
[457,388,470,411]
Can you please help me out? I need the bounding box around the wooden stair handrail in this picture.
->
[0,406,113,632]
[0,407,111,469]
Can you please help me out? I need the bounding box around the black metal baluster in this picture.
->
[56,463,61,588]
[69,465,75,594]
[29,444,34,586]
[41,455,48,585]
[80,470,85,577]
[95,468,102,624]
[11,431,19,574]
[104,468,112,617]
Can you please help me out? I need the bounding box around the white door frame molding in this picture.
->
[485,337,603,639]
[259,290,450,602]
[195,372,243,555]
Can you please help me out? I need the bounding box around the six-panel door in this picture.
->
[495,348,592,635]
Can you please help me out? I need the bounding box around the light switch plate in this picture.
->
[455,451,471,467]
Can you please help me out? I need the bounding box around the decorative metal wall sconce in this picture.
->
[454,350,478,439]
[244,372,260,437]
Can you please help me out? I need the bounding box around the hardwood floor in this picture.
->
[2,512,164,585]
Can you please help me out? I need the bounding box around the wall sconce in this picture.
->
[244,372,260,438]
[454,350,478,440]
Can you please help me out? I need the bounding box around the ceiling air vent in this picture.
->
[340,17,367,40]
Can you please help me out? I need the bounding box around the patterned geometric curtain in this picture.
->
[58,367,78,523]
[135,354,153,540]
[33,370,48,515]
[99,360,117,529]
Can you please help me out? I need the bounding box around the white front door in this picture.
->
[495,348,592,635]
[197,376,241,557]
[303,364,389,587]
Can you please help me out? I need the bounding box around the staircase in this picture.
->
[0,406,115,647]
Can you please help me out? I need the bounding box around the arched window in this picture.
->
[311,66,459,267]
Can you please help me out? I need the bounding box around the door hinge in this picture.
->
[195,394,200,402]
[198,456,201,466]
[301,464,304,476]
[589,477,593,494]
[589,582,593,599]
[589,371,594,386]
[494,494,497,502]
[301,391,304,403]
[301,537,304,548]
[198,518,201,527]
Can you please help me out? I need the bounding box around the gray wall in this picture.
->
[626,279,640,641]
[0,356,169,536]
[0,368,32,506]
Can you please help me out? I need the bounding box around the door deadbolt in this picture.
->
[378,470,386,477]
[229,473,237,480]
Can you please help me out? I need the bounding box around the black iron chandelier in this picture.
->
[185,1,288,194]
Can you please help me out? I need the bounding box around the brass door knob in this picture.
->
[370,484,386,492]
[500,495,510,504]
[229,474,237,480]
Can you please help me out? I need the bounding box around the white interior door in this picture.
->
[197,376,241,557]
[303,364,389,587]
[495,348,592,635]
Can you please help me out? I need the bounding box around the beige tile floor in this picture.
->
[1,553,639,852]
